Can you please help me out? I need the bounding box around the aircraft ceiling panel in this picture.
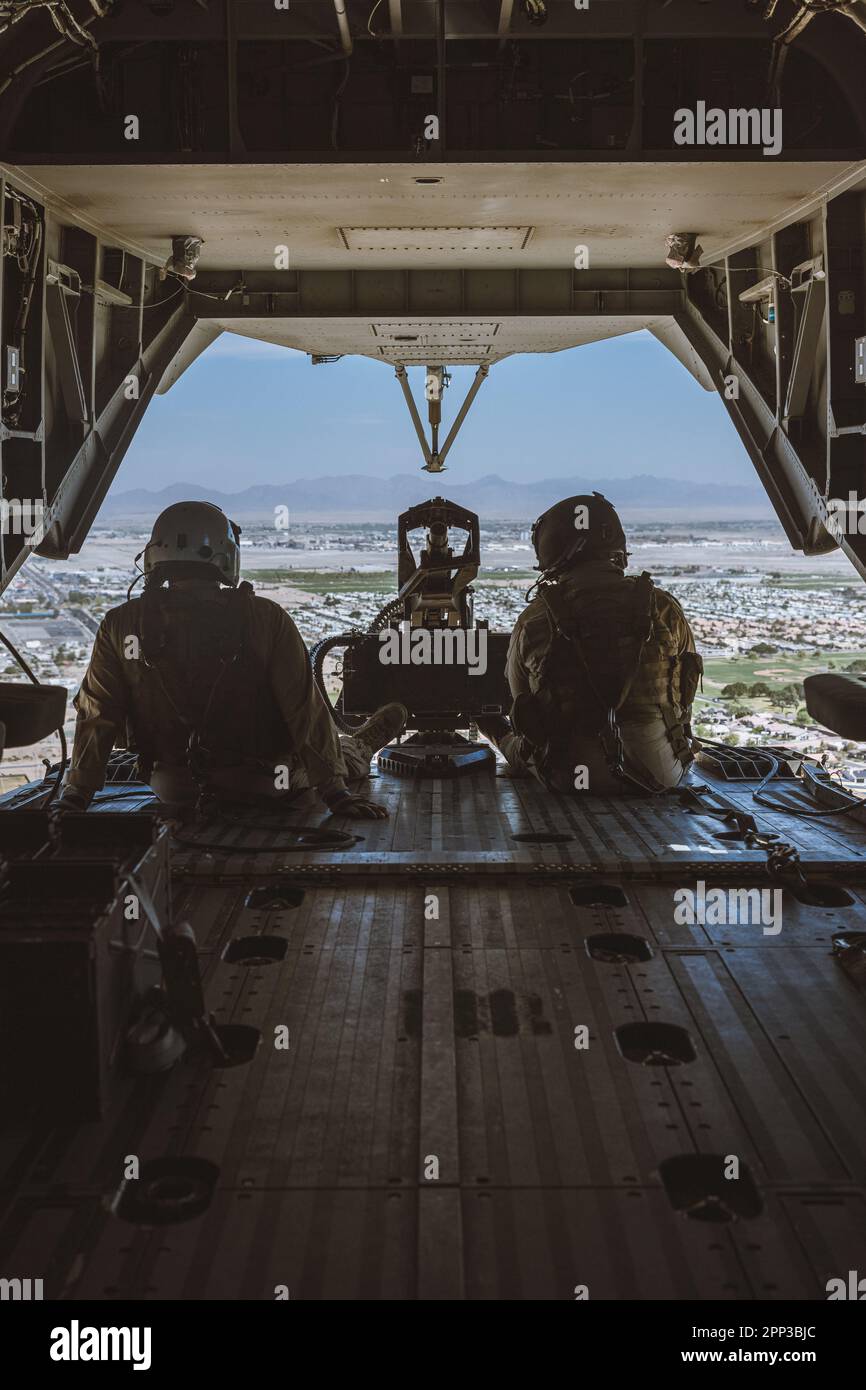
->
[339,226,534,252]
[8,161,863,272]
[371,320,500,343]
[375,346,493,362]
[211,316,674,368]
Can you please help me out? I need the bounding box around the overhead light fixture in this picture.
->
[340,226,532,252]
[160,235,203,282]
[664,232,703,274]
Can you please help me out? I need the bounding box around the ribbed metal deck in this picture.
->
[2,764,866,1300]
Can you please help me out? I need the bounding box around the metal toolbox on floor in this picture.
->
[0,814,170,1120]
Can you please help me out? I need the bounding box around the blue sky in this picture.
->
[113,329,757,493]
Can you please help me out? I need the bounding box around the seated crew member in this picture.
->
[479,493,703,795]
[58,501,405,818]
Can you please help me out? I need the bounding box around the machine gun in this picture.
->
[312,498,511,775]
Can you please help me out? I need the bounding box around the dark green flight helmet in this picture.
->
[531,492,627,578]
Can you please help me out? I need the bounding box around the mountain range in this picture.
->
[101,473,773,521]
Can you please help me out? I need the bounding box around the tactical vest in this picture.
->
[126,582,291,779]
[510,572,703,793]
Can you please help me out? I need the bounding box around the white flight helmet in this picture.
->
[143,501,241,585]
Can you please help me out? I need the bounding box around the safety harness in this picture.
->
[137,581,256,806]
[511,571,700,795]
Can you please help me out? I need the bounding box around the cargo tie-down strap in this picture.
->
[124,870,230,1065]
[675,780,810,891]
[119,868,165,949]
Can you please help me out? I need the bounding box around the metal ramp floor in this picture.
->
[2,762,866,1300]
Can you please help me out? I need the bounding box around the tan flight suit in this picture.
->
[497,558,700,794]
[64,580,369,808]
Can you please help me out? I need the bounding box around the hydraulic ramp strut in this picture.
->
[394,362,490,473]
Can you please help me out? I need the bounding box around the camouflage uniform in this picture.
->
[65,581,368,806]
[497,558,701,794]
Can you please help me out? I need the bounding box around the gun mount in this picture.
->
[312,498,511,776]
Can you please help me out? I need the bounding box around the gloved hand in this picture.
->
[327,793,389,820]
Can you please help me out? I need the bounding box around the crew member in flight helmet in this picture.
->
[479,493,703,794]
[59,501,405,816]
